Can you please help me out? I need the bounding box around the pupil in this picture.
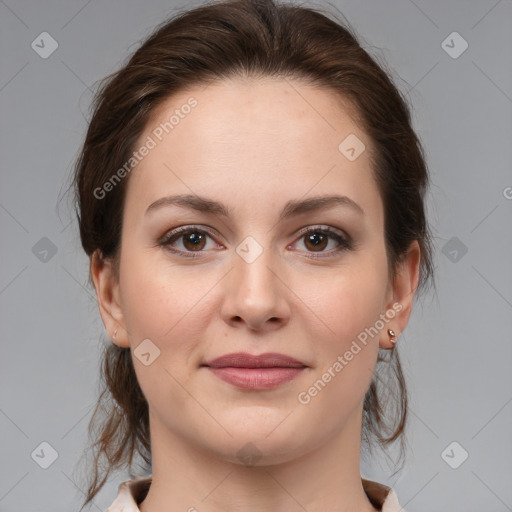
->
[188,233,202,245]
[309,233,322,246]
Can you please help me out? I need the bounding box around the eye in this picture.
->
[159,226,219,258]
[158,225,353,259]
[291,226,353,258]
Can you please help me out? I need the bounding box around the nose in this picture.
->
[220,245,291,332]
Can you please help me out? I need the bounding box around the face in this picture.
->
[94,77,418,466]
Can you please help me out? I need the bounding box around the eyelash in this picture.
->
[158,225,353,260]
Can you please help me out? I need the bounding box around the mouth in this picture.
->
[201,352,308,390]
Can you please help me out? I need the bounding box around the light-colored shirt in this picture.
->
[105,475,405,511]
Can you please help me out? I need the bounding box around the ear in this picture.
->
[90,249,130,348]
[380,240,421,349]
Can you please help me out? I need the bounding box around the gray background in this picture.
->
[1,0,511,511]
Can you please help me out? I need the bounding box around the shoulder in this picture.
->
[362,477,406,512]
[106,476,151,512]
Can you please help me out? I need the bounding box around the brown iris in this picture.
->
[182,232,207,251]
[304,231,328,252]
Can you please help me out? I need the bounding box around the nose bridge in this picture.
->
[222,232,290,329]
[234,234,279,301]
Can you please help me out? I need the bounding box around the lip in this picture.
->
[204,352,307,369]
[202,352,308,390]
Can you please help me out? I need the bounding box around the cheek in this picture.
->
[337,271,386,339]
[118,248,205,415]
[300,260,388,349]
[119,243,221,365]
[293,266,387,422]
[119,244,193,345]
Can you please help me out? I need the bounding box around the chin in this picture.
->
[217,440,306,468]
[201,422,312,467]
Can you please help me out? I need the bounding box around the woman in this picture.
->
[73,0,435,510]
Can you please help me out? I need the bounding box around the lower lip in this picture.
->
[206,367,305,390]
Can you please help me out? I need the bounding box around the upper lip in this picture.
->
[203,352,307,369]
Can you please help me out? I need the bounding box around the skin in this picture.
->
[91,77,420,512]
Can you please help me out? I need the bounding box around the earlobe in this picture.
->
[381,240,421,349]
[90,249,130,348]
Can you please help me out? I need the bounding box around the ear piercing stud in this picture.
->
[388,328,397,345]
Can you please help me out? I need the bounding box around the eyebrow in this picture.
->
[145,193,365,220]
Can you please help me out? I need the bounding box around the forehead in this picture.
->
[124,77,379,221]
[146,76,366,155]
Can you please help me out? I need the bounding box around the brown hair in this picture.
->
[71,0,435,508]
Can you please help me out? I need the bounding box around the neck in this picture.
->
[139,407,379,512]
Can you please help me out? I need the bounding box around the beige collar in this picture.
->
[107,475,405,511]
